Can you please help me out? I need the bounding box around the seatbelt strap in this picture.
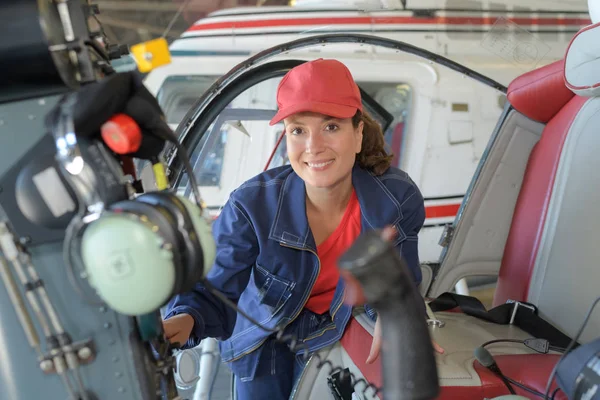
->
[427,292,578,349]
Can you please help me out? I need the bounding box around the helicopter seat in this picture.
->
[429,21,600,399]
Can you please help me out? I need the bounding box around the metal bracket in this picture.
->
[505,300,536,325]
[425,301,445,328]
[427,319,446,328]
[38,338,96,374]
[438,224,455,248]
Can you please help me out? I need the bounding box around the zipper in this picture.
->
[290,352,317,400]
[225,241,321,363]
[303,289,348,342]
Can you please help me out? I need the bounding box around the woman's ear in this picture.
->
[355,120,364,154]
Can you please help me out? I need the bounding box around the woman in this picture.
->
[162,58,434,399]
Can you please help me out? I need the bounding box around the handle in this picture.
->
[338,230,440,400]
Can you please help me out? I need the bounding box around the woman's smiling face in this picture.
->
[284,111,363,189]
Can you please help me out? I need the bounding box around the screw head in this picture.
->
[39,360,53,372]
[78,347,92,360]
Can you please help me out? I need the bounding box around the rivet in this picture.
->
[112,356,120,363]
[39,360,53,372]
[28,115,35,120]
[99,306,107,313]
[117,387,126,393]
[115,371,122,378]
[104,322,112,329]
[108,339,116,345]
[78,347,92,360]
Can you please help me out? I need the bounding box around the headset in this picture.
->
[49,89,216,317]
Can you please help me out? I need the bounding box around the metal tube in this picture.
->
[23,259,64,335]
[0,223,80,398]
[0,225,53,338]
[21,254,90,400]
[0,255,40,354]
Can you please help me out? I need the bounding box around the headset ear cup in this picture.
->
[79,200,180,315]
[108,200,185,300]
[136,191,204,294]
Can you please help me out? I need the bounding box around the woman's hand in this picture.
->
[162,313,195,347]
[366,316,445,364]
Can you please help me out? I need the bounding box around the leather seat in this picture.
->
[293,21,600,400]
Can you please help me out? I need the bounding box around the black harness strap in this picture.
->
[428,292,577,349]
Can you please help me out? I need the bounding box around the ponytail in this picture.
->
[353,110,393,175]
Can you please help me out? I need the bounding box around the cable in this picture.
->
[62,179,104,307]
[202,279,382,398]
[543,295,600,399]
[482,339,524,348]
[551,387,561,399]
[164,136,203,210]
[504,376,548,399]
[482,338,566,354]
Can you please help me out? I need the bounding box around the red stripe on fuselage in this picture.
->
[188,16,591,32]
[425,203,461,219]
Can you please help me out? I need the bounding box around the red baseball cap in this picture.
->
[269,58,363,126]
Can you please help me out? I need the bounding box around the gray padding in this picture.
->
[430,110,544,296]
[419,264,433,297]
[528,98,600,344]
[427,311,549,387]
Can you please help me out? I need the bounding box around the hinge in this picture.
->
[438,224,455,248]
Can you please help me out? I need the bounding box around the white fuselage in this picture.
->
[144,3,589,263]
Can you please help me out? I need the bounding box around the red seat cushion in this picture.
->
[473,354,566,400]
[507,59,575,124]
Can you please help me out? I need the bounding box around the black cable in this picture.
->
[482,338,566,354]
[549,346,565,353]
[551,387,561,399]
[504,376,548,399]
[479,339,567,398]
[482,339,524,348]
[164,136,203,210]
[202,278,382,397]
[543,295,600,399]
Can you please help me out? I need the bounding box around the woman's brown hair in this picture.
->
[352,110,393,175]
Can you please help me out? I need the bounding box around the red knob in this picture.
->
[101,114,142,154]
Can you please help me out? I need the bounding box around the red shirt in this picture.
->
[305,189,362,315]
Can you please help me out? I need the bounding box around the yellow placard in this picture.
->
[152,162,169,191]
[130,37,171,73]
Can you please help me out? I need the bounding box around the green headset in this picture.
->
[52,99,215,317]
[79,191,215,316]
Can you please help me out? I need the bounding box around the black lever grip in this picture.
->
[338,230,440,400]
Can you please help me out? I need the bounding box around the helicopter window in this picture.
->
[180,76,283,214]
[156,75,219,125]
[359,82,412,169]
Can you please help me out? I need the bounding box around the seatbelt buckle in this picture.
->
[505,299,536,324]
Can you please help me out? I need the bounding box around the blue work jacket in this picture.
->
[164,163,425,378]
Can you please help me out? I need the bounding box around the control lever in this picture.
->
[338,230,440,400]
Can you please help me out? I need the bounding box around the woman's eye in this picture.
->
[325,124,339,132]
[290,127,303,135]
